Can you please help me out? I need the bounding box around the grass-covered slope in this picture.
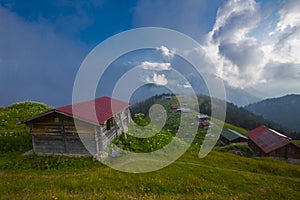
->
[131,94,288,135]
[0,102,50,153]
[0,100,300,199]
[0,151,300,199]
[0,102,50,132]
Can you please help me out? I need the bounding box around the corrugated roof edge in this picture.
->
[227,129,248,139]
[18,96,130,126]
[18,109,102,126]
[17,109,55,125]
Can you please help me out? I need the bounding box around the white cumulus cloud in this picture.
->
[145,73,168,86]
[203,0,263,88]
[137,61,171,71]
[156,45,176,59]
[276,0,300,32]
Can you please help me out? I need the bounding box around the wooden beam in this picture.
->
[61,117,67,153]
[94,125,104,154]
[117,112,125,136]
[124,108,131,139]
[29,124,37,154]
[99,126,104,151]
[94,126,100,154]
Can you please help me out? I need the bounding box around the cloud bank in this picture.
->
[0,5,88,106]
[202,0,300,92]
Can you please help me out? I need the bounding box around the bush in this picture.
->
[113,130,174,153]
[0,131,32,153]
[0,102,50,153]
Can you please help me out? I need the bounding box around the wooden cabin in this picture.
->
[21,96,131,158]
[220,129,248,145]
[171,103,179,109]
[163,95,173,100]
[247,125,300,161]
[176,108,192,113]
[196,114,213,129]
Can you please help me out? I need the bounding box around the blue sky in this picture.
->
[0,0,300,107]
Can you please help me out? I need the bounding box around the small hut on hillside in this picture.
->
[20,96,131,158]
[171,103,179,109]
[163,95,173,100]
[247,125,300,161]
[176,108,192,113]
[220,129,248,145]
[196,115,213,129]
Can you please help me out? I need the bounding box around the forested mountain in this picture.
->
[245,94,300,133]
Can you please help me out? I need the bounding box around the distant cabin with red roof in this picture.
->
[171,104,179,109]
[247,125,300,161]
[21,96,131,157]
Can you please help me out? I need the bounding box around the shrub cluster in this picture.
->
[0,131,32,153]
[0,155,101,170]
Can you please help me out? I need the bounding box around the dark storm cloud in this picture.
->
[0,5,88,106]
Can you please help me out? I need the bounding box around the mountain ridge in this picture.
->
[245,94,300,133]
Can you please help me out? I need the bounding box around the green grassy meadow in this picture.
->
[1,101,300,199]
[1,150,300,199]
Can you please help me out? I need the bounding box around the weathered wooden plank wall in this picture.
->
[30,113,92,155]
[32,133,90,154]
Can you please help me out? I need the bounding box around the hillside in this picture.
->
[1,100,300,199]
[131,94,288,136]
[245,94,300,134]
[0,101,50,132]
[0,102,50,153]
[1,150,300,199]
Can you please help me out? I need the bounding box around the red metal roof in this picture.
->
[56,96,130,124]
[247,125,291,154]
[171,104,179,109]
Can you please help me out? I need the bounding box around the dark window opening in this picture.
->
[106,118,114,130]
